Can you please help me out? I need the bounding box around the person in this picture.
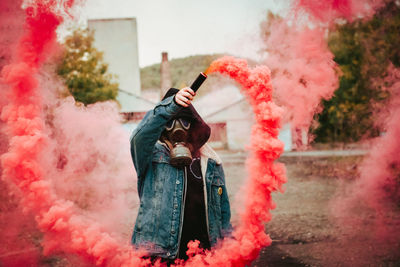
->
[130,86,232,262]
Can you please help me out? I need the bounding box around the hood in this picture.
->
[162,88,211,152]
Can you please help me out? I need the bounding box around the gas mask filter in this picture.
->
[164,118,192,167]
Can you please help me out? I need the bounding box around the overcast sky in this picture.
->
[83,0,289,67]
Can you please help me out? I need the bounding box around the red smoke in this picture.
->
[0,0,24,71]
[0,1,286,266]
[174,56,286,266]
[359,66,400,217]
[331,66,400,258]
[0,1,146,266]
[260,0,389,150]
[287,0,400,262]
[2,0,397,265]
[261,16,338,148]
[262,0,386,148]
[263,21,338,134]
[293,0,385,23]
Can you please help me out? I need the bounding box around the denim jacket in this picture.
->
[130,95,232,259]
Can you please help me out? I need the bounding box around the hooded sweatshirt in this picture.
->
[162,88,211,259]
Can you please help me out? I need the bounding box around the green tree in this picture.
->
[314,0,400,142]
[57,28,119,105]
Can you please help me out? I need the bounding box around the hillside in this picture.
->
[140,54,237,98]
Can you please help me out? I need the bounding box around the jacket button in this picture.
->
[174,204,178,209]
[171,230,175,234]
[218,187,223,195]
[176,180,180,184]
[167,252,171,256]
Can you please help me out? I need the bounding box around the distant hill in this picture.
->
[140,54,237,98]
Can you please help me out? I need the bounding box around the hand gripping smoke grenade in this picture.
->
[168,72,207,167]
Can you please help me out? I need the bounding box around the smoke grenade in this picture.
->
[190,72,207,92]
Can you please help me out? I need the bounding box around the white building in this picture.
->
[88,18,145,113]
[194,85,292,151]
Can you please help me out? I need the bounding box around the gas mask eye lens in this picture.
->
[165,120,175,131]
[179,119,191,130]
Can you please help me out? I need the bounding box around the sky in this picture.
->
[82,0,289,67]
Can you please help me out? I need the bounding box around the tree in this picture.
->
[314,0,400,142]
[57,28,119,105]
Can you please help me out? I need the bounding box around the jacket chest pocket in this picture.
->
[210,176,225,213]
[152,151,176,191]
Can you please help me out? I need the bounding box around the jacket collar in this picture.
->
[200,143,222,165]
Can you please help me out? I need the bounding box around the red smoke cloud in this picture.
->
[173,56,286,266]
[331,66,400,258]
[0,1,146,266]
[293,0,385,23]
[2,0,397,265]
[263,21,338,133]
[290,0,400,261]
[0,0,24,71]
[260,1,360,148]
[359,66,400,217]
[262,0,386,148]
[0,1,286,266]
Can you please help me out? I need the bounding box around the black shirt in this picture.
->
[178,157,210,259]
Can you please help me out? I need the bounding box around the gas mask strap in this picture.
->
[160,136,174,152]
[163,139,174,152]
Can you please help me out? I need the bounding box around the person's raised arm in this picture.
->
[130,87,195,179]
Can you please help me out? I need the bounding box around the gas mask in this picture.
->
[163,118,192,167]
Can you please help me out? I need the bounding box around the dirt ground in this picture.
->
[1,151,399,266]
[221,152,400,267]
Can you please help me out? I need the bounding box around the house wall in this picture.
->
[205,99,293,151]
[206,100,254,150]
[226,120,253,150]
[278,123,292,151]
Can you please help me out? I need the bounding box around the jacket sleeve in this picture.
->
[130,95,182,179]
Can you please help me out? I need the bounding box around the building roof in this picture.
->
[193,85,246,118]
[118,89,156,113]
[203,97,247,119]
